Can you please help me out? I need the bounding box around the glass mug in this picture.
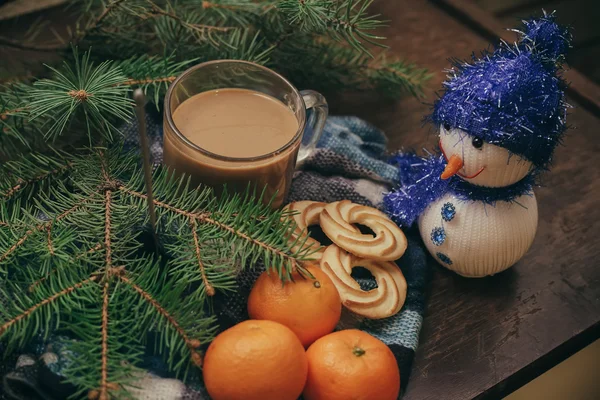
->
[163,60,328,208]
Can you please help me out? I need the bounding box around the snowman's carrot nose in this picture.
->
[441,154,463,180]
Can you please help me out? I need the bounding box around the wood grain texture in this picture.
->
[327,1,600,398]
[490,0,600,86]
[495,0,600,45]
[431,0,600,114]
[0,0,66,21]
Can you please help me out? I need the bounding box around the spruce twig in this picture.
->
[100,279,111,400]
[73,0,128,45]
[1,148,309,395]
[117,273,204,367]
[0,276,99,336]
[104,190,113,270]
[0,197,90,263]
[28,244,102,292]
[190,218,216,297]
[121,76,176,86]
[46,225,55,255]
[146,1,235,35]
[1,159,73,200]
[119,185,305,277]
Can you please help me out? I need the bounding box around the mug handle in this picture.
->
[296,90,328,167]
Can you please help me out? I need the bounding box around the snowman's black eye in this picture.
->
[443,122,451,131]
[471,137,484,149]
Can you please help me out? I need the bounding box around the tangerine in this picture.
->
[202,320,307,400]
[304,329,400,400]
[247,263,341,347]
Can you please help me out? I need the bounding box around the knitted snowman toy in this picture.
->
[384,13,571,277]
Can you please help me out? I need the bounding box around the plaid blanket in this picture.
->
[1,111,431,399]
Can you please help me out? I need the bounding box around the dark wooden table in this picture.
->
[329,1,600,399]
[1,1,599,399]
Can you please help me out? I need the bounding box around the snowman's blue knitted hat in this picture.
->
[430,12,571,168]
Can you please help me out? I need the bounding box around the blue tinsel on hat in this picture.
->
[430,12,572,168]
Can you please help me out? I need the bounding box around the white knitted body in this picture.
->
[418,193,538,277]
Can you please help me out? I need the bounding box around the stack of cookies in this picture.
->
[285,200,408,319]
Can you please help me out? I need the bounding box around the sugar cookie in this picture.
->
[320,200,407,261]
[320,245,407,319]
[283,201,337,259]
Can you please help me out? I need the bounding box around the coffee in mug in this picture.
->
[163,60,328,208]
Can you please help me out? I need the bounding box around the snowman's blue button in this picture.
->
[441,202,456,222]
[431,227,446,246]
[436,252,453,265]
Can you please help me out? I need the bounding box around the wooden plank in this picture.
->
[570,45,600,84]
[0,0,66,21]
[0,5,74,79]
[476,0,600,84]
[430,0,600,119]
[497,0,600,45]
[476,0,549,15]
[328,0,600,398]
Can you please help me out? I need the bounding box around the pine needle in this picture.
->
[0,147,309,396]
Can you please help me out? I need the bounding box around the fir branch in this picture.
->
[1,54,196,142]
[29,243,103,292]
[201,0,275,14]
[98,181,114,399]
[200,0,277,29]
[121,76,177,86]
[74,0,128,44]
[115,54,197,105]
[0,147,311,392]
[0,106,28,120]
[273,36,429,97]
[278,0,386,54]
[150,5,234,33]
[277,0,331,32]
[104,190,113,270]
[0,155,73,201]
[117,273,204,367]
[366,56,431,98]
[0,84,43,154]
[0,199,88,264]
[120,186,302,269]
[183,29,274,65]
[0,0,427,104]
[201,213,302,275]
[79,243,104,258]
[146,0,235,47]
[328,0,386,54]
[27,50,132,142]
[28,268,56,293]
[46,225,55,255]
[100,279,111,400]
[190,218,216,297]
[0,275,98,337]
[118,185,204,220]
[58,280,144,399]
[119,184,306,280]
